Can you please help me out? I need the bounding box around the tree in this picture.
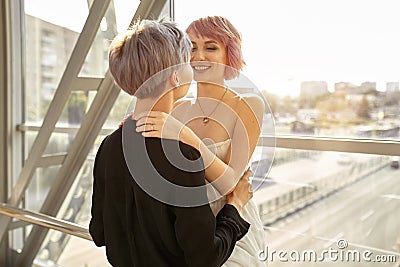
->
[357,96,371,119]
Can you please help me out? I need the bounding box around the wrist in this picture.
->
[180,127,201,150]
[226,199,243,213]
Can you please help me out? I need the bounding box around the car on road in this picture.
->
[390,156,399,169]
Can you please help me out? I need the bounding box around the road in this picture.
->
[252,152,377,190]
[262,166,400,267]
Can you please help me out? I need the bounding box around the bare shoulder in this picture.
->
[173,98,191,108]
[240,93,265,110]
[172,98,192,120]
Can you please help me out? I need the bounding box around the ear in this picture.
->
[169,71,180,87]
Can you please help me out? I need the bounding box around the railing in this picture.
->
[18,124,400,156]
[265,135,400,156]
[0,202,91,241]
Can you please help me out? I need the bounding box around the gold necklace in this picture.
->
[197,88,227,125]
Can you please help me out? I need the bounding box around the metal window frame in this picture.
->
[0,2,11,265]
[0,0,25,265]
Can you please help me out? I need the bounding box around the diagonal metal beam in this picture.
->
[0,0,112,246]
[71,77,102,91]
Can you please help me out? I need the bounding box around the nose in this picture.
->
[191,49,205,61]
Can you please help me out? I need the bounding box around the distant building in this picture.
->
[386,82,399,93]
[334,82,359,93]
[360,82,376,93]
[299,81,329,108]
[334,81,376,94]
[25,14,108,122]
[25,15,79,115]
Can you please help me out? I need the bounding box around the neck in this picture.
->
[197,81,226,98]
[133,91,174,118]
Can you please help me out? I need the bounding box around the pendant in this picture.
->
[203,117,209,124]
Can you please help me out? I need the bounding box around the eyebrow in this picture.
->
[191,40,219,45]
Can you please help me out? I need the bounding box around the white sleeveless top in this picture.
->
[206,140,268,267]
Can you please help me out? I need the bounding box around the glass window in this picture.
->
[14,0,398,266]
[174,0,400,140]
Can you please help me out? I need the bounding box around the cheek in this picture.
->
[217,52,228,65]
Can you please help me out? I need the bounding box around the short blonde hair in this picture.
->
[109,19,191,98]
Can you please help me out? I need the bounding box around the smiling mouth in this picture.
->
[192,65,211,71]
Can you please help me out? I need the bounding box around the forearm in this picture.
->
[179,127,244,195]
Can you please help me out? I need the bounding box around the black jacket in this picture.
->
[89,119,250,267]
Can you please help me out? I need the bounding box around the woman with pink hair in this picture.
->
[136,16,267,266]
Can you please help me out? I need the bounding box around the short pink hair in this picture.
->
[186,16,245,80]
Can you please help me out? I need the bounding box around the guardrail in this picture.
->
[0,202,91,241]
[256,156,390,225]
[265,135,400,156]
